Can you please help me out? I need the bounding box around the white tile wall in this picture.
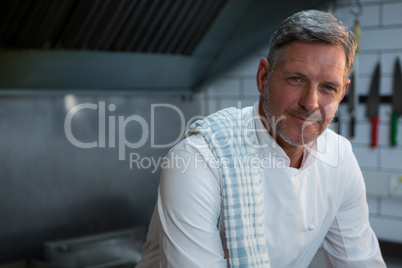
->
[367,196,380,214]
[380,147,402,170]
[203,0,402,243]
[226,54,264,76]
[207,98,220,114]
[243,77,260,97]
[219,98,256,111]
[333,5,380,28]
[207,77,241,97]
[381,198,402,217]
[353,146,380,168]
[370,216,402,243]
[383,2,402,25]
[361,28,402,51]
[381,53,402,74]
[358,54,380,75]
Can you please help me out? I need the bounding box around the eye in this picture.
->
[323,85,336,92]
[287,77,303,85]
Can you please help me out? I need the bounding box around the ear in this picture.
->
[340,79,351,101]
[256,58,270,95]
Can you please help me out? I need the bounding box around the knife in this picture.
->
[349,19,361,139]
[348,72,356,138]
[391,58,402,146]
[366,63,381,148]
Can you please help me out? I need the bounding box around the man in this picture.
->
[137,10,386,267]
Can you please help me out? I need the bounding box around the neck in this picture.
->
[258,100,305,169]
[277,141,305,169]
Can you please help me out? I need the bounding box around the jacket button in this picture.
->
[308,225,315,231]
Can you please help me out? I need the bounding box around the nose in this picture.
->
[298,86,319,112]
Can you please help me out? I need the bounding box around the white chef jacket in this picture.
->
[137,102,385,268]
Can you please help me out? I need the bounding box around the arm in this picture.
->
[322,151,385,267]
[157,135,227,268]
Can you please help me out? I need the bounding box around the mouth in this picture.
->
[290,114,321,124]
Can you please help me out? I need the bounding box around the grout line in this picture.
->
[336,0,402,8]
[239,77,245,98]
[378,146,382,169]
[377,197,382,217]
[361,48,402,54]
[361,24,402,31]
[379,2,383,28]
[370,213,402,222]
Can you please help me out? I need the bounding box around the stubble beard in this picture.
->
[262,85,332,147]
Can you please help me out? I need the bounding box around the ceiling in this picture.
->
[0,0,226,55]
[0,0,333,92]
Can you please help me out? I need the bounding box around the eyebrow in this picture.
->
[286,71,343,89]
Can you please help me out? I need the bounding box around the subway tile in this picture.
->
[333,5,380,28]
[380,146,402,170]
[355,74,392,95]
[390,124,402,147]
[379,104,393,123]
[207,78,241,97]
[367,196,379,214]
[360,0,385,3]
[360,4,381,27]
[337,105,348,118]
[383,2,402,25]
[381,198,402,217]
[366,103,392,123]
[353,146,380,168]
[356,76,372,95]
[358,54,380,76]
[348,120,392,146]
[243,78,260,97]
[363,171,391,197]
[381,53,402,74]
[380,76,393,95]
[361,28,402,51]
[218,98,253,110]
[333,7,354,28]
[338,105,393,146]
[207,98,219,114]
[353,105,370,121]
[369,216,402,243]
[239,98,257,108]
[226,55,262,76]
[337,122,349,139]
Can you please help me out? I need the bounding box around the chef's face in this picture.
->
[257,41,350,147]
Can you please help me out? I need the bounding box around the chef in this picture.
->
[137,9,386,268]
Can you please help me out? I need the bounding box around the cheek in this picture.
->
[320,100,339,121]
[270,88,296,108]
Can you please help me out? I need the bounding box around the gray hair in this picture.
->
[267,10,357,81]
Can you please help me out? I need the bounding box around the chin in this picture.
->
[280,127,322,147]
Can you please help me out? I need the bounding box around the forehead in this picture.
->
[279,41,347,79]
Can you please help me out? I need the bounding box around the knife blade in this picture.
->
[366,63,381,148]
[391,58,402,146]
[348,72,356,138]
[349,19,361,139]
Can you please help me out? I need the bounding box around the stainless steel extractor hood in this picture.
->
[0,0,332,92]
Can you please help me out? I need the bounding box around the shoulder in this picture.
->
[159,134,222,221]
[162,134,220,187]
[188,106,254,133]
[318,129,365,203]
[315,128,355,168]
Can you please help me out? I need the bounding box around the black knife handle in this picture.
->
[349,116,355,138]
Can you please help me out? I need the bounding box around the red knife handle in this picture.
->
[391,113,399,146]
[371,116,379,148]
